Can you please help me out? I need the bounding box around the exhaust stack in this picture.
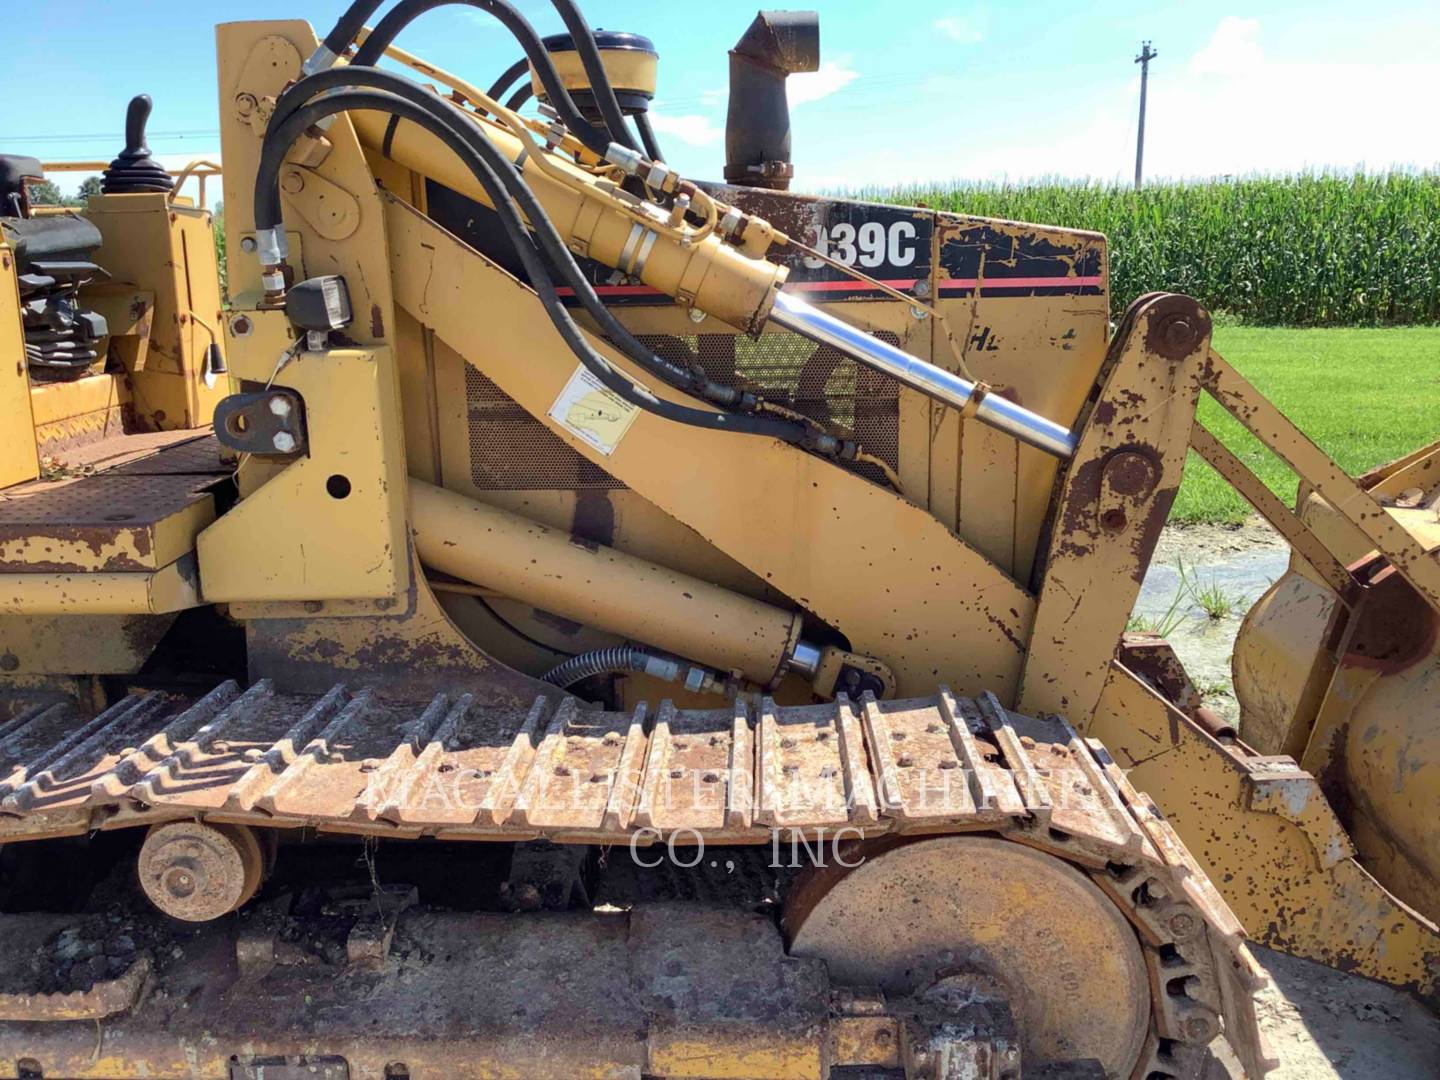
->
[724,10,820,190]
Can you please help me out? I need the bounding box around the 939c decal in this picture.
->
[803,220,921,271]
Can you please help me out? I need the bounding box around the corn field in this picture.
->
[871,173,1440,326]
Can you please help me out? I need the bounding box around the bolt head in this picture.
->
[1168,911,1197,937]
[268,396,293,418]
[1184,1015,1212,1041]
[272,431,297,453]
[1162,317,1194,350]
[688,307,707,324]
[239,237,257,254]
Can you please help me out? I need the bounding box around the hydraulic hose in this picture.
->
[351,0,612,156]
[314,0,388,70]
[541,646,722,694]
[633,110,663,163]
[268,68,744,410]
[543,0,639,151]
[542,646,651,687]
[486,57,530,102]
[255,86,834,453]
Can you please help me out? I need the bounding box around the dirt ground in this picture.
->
[1146,518,1440,1077]
[1214,945,1440,1078]
[1135,519,1292,727]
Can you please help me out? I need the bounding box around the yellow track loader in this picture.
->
[0,3,1436,1077]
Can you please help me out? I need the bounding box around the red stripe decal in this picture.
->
[790,276,1104,292]
[556,275,1103,299]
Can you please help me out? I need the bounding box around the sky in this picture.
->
[3,0,1438,200]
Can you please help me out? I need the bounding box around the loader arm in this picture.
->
[1011,290,1440,999]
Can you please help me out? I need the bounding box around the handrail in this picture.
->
[35,160,224,209]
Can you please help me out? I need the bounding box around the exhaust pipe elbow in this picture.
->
[724,11,820,191]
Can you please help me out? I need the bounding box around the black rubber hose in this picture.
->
[633,110,663,163]
[256,88,830,451]
[505,85,533,111]
[541,646,650,688]
[268,68,724,402]
[351,0,611,157]
[486,57,530,101]
[318,0,388,59]
[543,0,639,152]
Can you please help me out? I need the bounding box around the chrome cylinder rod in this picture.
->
[769,291,1078,458]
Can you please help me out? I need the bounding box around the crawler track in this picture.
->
[0,683,1272,1076]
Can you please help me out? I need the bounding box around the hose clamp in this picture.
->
[960,380,992,420]
[631,230,658,279]
[619,224,659,279]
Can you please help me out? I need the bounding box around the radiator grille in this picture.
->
[465,328,902,491]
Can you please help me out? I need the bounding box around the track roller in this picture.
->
[137,821,267,922]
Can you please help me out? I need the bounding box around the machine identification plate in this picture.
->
[548,366,642,456]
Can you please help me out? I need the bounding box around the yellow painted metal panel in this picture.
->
[0,469,218,573]
[29,373,130,456]
[196,349,409,603]
[0,555,200,615]
[0,245,38,489]
[81,195,229,430]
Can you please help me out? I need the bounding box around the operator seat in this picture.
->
[0,155,44,217]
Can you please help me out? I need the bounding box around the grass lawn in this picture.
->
[1170,326,1440,524]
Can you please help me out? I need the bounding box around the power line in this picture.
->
[0,129,219,144]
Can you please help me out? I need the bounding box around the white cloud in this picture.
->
[648,111,723,147]
[1189,16,1263,77]
[1142,18,1440,178]
[933,13,985,45]
[789,58,860,106]
[795,15,1440,188]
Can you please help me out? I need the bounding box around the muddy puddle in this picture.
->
[1132,519,1291,728]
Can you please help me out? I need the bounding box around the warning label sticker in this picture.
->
[547,366,642,456]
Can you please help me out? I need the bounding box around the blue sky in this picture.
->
[4,0,1438,197]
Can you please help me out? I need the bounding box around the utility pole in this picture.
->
[1134,41,1158,188]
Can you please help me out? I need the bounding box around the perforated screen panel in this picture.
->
[465,328,902,491]
[465,364,624,490]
